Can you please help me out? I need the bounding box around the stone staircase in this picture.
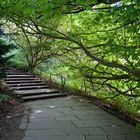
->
[3,68,67,101]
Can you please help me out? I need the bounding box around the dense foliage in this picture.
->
[0,40,14,66]
[0,0,139,112]
[0,27,15,78]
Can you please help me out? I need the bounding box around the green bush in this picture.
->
[0,94,10,101]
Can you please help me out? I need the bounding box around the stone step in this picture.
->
[23,93,67,101]
[5,72,30,75]
[10,85,50,90]
[15,88,60,96]
[5,77,41,81]
[6,75,35,78]
[5,80,44,84]
[4,70,24,73]
[3,67,67,102]
[5,68,26,71]
[7,82,48,87]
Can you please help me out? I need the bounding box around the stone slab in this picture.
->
[72,119,127,128]
[23,136,86,140]
[64,128,88,135]
[22,96,140,140]
[25,129,67,136]
[108,134,140,140]
[86,136,109,140]
[19,122,27,130]
[27,121,76,129]
[86,128,107,135]
[102,125,139,135]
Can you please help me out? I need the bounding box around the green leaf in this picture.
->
[136,123,140,132]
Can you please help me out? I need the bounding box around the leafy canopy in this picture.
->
[0,0,140,99]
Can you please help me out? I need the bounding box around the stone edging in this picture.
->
[19,105,30,130]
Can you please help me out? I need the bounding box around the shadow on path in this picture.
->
[22,96,140,140]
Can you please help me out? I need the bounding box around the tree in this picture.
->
[0,39,15,78]
[6,22,59,71]
[0,25,15,78]
[0,0,139,98]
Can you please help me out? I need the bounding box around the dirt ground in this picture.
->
[0,98,25,140]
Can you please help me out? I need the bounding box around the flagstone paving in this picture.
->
[22,96,140,140]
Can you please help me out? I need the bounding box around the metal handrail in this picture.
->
[49,73,66,90]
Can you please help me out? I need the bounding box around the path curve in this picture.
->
[22,96,140,140]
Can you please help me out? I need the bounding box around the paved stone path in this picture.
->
[22,96,140,140]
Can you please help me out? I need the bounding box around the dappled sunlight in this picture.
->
[49,106,56,108]
[33,110,43,114]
